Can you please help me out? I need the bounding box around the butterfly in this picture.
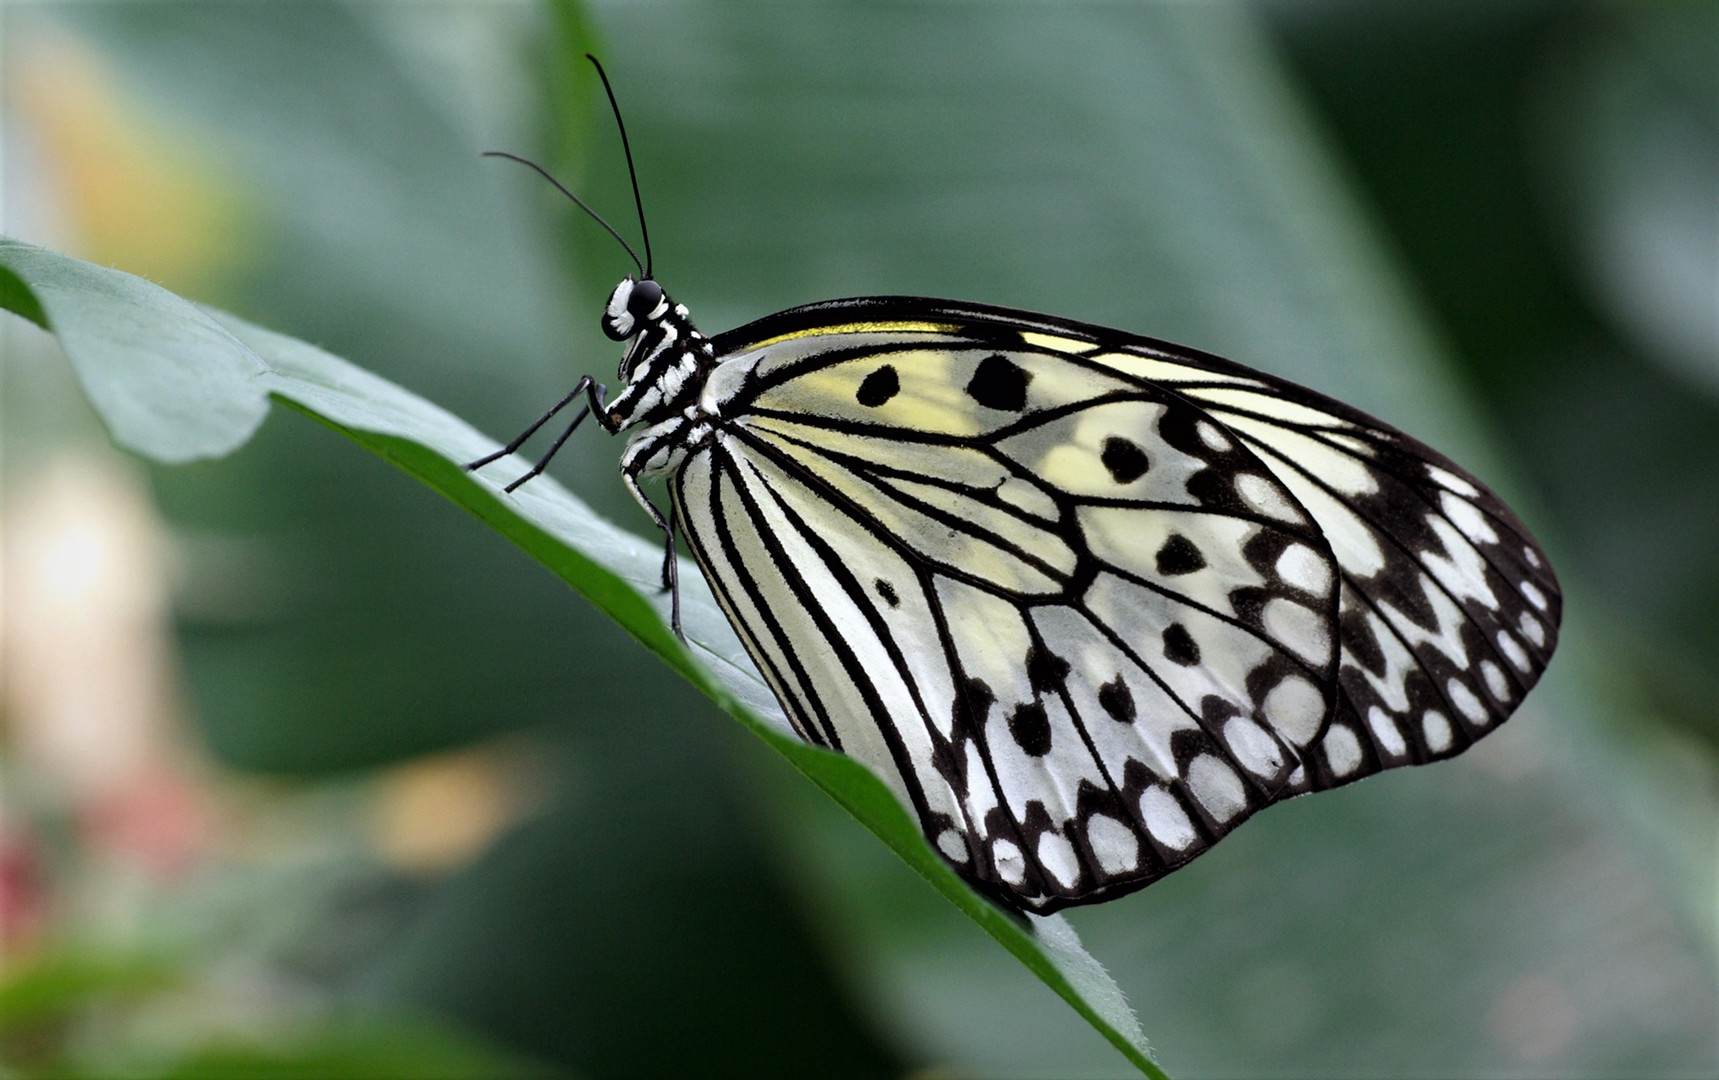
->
[468,58,1561,914]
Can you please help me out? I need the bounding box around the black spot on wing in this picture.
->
[1155,533,1207,576]
[1100,437,1150,483]
[1025,644,1071,693]
[1097,676,1136,723]
[952,676,995,741]
[967,354,1031,411]
[1009,701,1052,756]
[1162,623,1201,666]
[856,364,900,407]
[874,578,899,607]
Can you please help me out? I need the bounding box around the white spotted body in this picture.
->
[480,283,1562,914]
[599,278,724,522]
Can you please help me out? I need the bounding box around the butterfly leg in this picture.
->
[466,375,610,477]
[503,405,592,493]
[465,377,588,470]
[620,467,684,643]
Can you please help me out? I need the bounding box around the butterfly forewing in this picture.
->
[677,314,1369,911]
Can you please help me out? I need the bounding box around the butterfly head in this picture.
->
[601,276,667,341]
[596,275,713,431]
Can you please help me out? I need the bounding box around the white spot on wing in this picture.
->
[1422,710,1453,752]
[1139,786,1196,850]
[1224,717,1284,778]
[1367,706,1407,757]
[1448,679,1489,723]
[1197,421,1231,451]
[1037,831,1081,889]
[1086,814,1141,875]
[1496,631,1531,672]
[1428,465,1480,497]
[1378,584,1473,671]
[1262,675,1325,746]
[1236,473,1303,523]
[1522,581,1548,611]
[1022,331,1093,354]
[1518,611,1546,647]
[1186,755,1246,823]
[1481,660,1511,702]
[993,837,1026,885]
[1440,490,1497,544]
[937,830,970,863]
[1276,542,1332,595]
[1323,723,1362,777]
[1194,387,1357,430]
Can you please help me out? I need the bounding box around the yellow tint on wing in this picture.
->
[746,320,959,351]
[1020,331,1093,354]
[750,347,1134,437]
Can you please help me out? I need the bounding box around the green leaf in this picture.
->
[0,237,1163,1078]
[0,238,269,463]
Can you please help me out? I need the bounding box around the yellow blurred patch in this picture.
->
[10,31,252,297]
[369,743,542,874]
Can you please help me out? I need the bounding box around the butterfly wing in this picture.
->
[1104,339,1562,793]
[675,297,1559,912]
[829,297,1564,793]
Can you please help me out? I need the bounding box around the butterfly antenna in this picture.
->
[586,54,653,280]
[481,150,645,277]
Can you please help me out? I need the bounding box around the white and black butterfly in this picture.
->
[469,59,1560,914]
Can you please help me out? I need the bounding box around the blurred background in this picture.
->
[1,2,1713,1076]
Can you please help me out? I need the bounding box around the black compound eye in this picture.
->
[628,279,664,317]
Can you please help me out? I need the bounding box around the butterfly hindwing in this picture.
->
[676,315,1367,911]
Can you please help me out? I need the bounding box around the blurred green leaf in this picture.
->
[0,238,1161,1077]
[151,1016,559,1080]
[0,947,179,1028]
[0,948,551,1080]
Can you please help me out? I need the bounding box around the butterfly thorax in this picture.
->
[600,277,717,432]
